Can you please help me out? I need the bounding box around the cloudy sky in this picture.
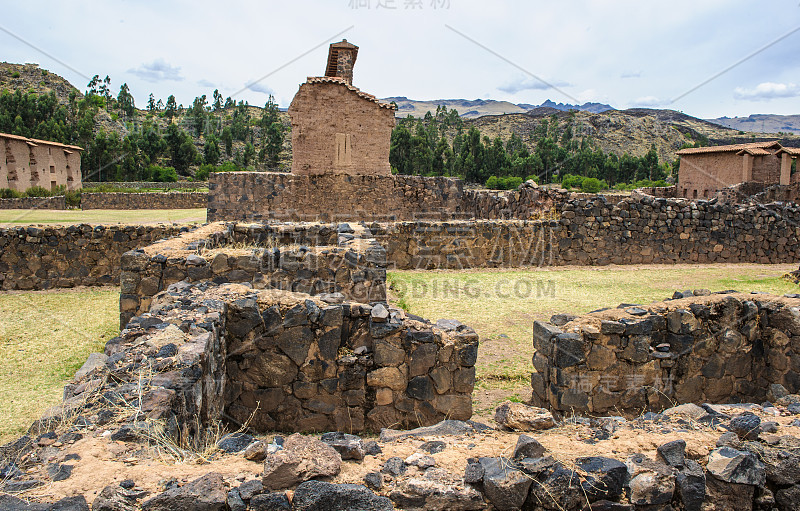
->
[2,0,799,119]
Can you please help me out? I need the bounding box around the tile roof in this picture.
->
[305,77,397,110]
[676,141,781,155]
[0,132,83,151]
[737,148,771,156]
[777,147,800,156]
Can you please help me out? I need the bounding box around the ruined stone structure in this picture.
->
[676,141,798,199]
[0,132,82,192]
[289,40,396,176]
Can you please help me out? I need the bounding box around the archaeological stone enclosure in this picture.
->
[4,40,800,511]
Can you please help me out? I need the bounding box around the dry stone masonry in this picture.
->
[531,292,800,414]
[80,191,207,210]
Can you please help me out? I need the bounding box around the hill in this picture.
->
[384,96,615,119]
[707,113,800,135]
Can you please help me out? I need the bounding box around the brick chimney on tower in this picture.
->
[324,40,359,85]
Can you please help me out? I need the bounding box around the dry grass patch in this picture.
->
[0,208,207,226]
[0,287,119,443]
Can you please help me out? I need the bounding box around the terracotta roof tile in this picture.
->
[777,147,800,156]
[305,77,397,110]
[0,132,83,151]
[676,141,781,155]
[736,148,771,156]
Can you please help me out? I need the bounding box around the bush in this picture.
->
[65,189,81,208]
[485,176,499,189]
[24,186,52,197]
[561,174,583,189]
[524,175,540,184]
[580,177,608,193]
[484,176,524,190]
[145,165,178,183]
[11,71,20,78]
[0,188,23,199]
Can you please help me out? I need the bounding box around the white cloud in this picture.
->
[128,58,184,82]
[733,82,800,101]
[197,79,215,88]
[621,71,641,79]
[497,76,571,94]
[244,81,275,95]
[631,96,665,107]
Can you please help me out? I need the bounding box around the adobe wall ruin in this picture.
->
[531,293,800,414]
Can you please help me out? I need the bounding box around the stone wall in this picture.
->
[118,223,387,328]
[207,172,470,222]
[530,292,800,414]
[81,191,207,210]
[0,196,66,209]
[0,224,188,290]
[101,281,478,435]
[82,181,207,190]
[372,194,800,269]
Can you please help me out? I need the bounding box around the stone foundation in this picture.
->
[81,191,207,210]
[531,292,800,414]
[0,224,189,290]
[0,196,66,209]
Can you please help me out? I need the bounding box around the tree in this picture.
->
[389,125,412,174]
[147,93,156,112]
[116,83,135,117]
[204,136,221,165]
[221,126,233,156]
[164,95,177,122]
[98,75,112,110]
[212,89,223,111]
[86,75,100,96]
[189,95,208,136]
[164,123,197,173]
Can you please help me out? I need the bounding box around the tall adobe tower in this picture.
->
[289,40,396,176]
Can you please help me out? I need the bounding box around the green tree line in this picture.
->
[389,108,678,189]
[0,75,285,182]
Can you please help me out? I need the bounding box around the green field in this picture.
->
[0,264,797,443]
[388,264,798,411]
[0,288,119,443]
[0,208,207,226]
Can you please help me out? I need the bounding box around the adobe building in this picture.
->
[288,40,397,176]
[675,141,797,199]
[1,133,82,192]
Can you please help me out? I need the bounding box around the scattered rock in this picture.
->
[464,459,484,484]
[141,472,227,511]
[237,479,264,501]
[244,440,269,462]
[381,456,407,477]
[370,304,390,323]
[216,433,255,454]
[675,459,706,511]
[728,413,761,441]
[379,420,483,442]
[494,402,555,431]
[47,463,73,482]
[73,353,109,381]
[656,439,686,468]
[706,446,766,486]
[292,480,393,511]
[93,484,146,511]
[663,403,707,420]
[405,453,436,469]
[512,434,546,460]
[226,490,246,511]
[575,456,627,501]
[479,457,533,511]
[767,383,789,402]
[625,454,676,507]
[364,471,383,490]
[363,440,382,456]
[262,434,342,490]
[419,440,446,454]
[249,492,291,511]
[775,484,800,511]
[320,432,365,461]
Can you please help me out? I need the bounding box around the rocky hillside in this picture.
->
[463,107,800,162]
[708,114,800,135]
[386,96,614,119]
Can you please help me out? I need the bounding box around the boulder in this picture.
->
[320,432,365,460]
[379,420,485,442]
[494,402,555,431]
[479,457,533,511]
[575,456,627,501]
[262,434,342,490]
[625,454,676,507]
[675,459,706,511]
[381,456,407,477]
[707,447,766,486]
[776,484,800,511]
[141,472,227,511]
[512,434,546,459]
[217,432,255,454]
[92,484,147,511]
[728,413,761,441]
[656,439,686,468]
[249,492,291,511]
[292,481,393,511]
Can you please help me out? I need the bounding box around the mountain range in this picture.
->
[384,97,615,119]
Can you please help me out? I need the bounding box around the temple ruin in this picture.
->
[288,40,396,176]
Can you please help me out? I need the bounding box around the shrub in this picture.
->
[145,165,178,183]
[580,177,607,193]
[485,176,499,189]
[0,188,23,199]
[561,174,583,189]
[25,186,52,197]
[65,189,81,208]
[485,176,523,190]
[524,175,540,184]
[11,71,20,78]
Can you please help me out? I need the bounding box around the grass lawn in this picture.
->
[0,287,119,444]
[388,263,799,415]
[0,208,207,227]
